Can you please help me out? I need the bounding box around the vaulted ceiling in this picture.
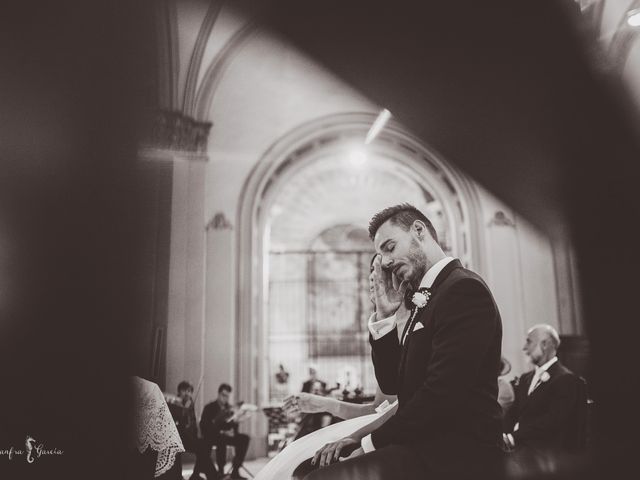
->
[157,0,640,232]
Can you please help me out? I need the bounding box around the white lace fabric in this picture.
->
[132,376,185,477]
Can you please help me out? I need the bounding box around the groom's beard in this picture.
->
[404,242,428,290]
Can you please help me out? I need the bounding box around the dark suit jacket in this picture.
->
[504,361,586,450]
[200,400,237,442]
[369,259,503,468]
[168,401,198,449]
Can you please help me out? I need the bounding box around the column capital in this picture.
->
[140,109,212,155]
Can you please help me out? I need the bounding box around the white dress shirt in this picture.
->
[363,256,456,453]
[527,356,558,395]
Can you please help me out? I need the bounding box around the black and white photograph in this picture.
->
[1,0,639,479]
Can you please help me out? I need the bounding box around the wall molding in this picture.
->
[206,212,233,231]
[234,112,485,453]
[488,210,516,228]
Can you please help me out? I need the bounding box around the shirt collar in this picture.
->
[418,256,456,289]
[536,356,558,373]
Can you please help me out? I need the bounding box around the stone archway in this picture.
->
[235,112,484,454]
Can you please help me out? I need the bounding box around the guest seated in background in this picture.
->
[503,324,586,452]
[256,383,398,480]
[498,357,515,414]
[287,258,395,438]
[166,381,218,480]
[301,367,326,394]
[251,254,400,480]
[284,386,396,422]
[200,383,250,480]
[291,381,334,439]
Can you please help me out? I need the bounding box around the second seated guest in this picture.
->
[301,367,326,394]
[252,255,398,480]
[292,381,334,440]
[167,381,219,480]
[284,256,397,423]
[200,383,250,480]
[502,324,585,451]
[308,203,504,479]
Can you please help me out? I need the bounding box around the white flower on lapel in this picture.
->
[411,290,431,308]
[540,371,551,383]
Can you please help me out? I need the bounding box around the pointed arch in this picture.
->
[233,112,486,432]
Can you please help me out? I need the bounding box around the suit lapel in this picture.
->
[431,259,463,290]
[515,371,535,415]
[398,308,418,374]
[519,371,535,397]
[399,306,416,345]
[398,259,463,376]
[526,361,562,401]
[519,363,565,419]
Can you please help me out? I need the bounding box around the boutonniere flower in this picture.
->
[540,371,551,383]
[411,289,431,308]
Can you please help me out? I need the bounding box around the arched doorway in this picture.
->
[236,111,483,450]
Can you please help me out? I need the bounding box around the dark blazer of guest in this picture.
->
[504,361,586,450]
[199,400,236,442]
[370,259,503,470]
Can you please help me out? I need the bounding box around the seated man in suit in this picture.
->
[200,383,250,480]
[167,381,218,480]
[301,367,327,394]
[503,324,585,451]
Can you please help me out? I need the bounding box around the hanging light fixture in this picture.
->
[365,108,392,144]
[627,8,640,27]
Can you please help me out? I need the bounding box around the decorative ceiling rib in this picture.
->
[183,0,225,115]
[193,20,258,121]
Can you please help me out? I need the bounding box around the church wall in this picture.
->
[202,223,236,408]
[475,184,562,377]
[162,4,584,457]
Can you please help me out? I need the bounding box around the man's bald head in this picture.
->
[528,324,560,349]
[524,324,560,366]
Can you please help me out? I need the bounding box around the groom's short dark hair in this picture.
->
[368,203,438,243]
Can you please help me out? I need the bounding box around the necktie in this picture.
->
[403,287,415,310]
[528,368,542,395]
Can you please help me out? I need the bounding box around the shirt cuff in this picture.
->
[368,312,397,340]
[506,433,515,448]
[361,434,376,453]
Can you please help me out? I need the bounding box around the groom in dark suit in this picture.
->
[306,204,503,479]
[503,324,586,451]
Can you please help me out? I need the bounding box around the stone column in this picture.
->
[138,110,211,412]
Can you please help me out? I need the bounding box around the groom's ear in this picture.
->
[412,220,426,240]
